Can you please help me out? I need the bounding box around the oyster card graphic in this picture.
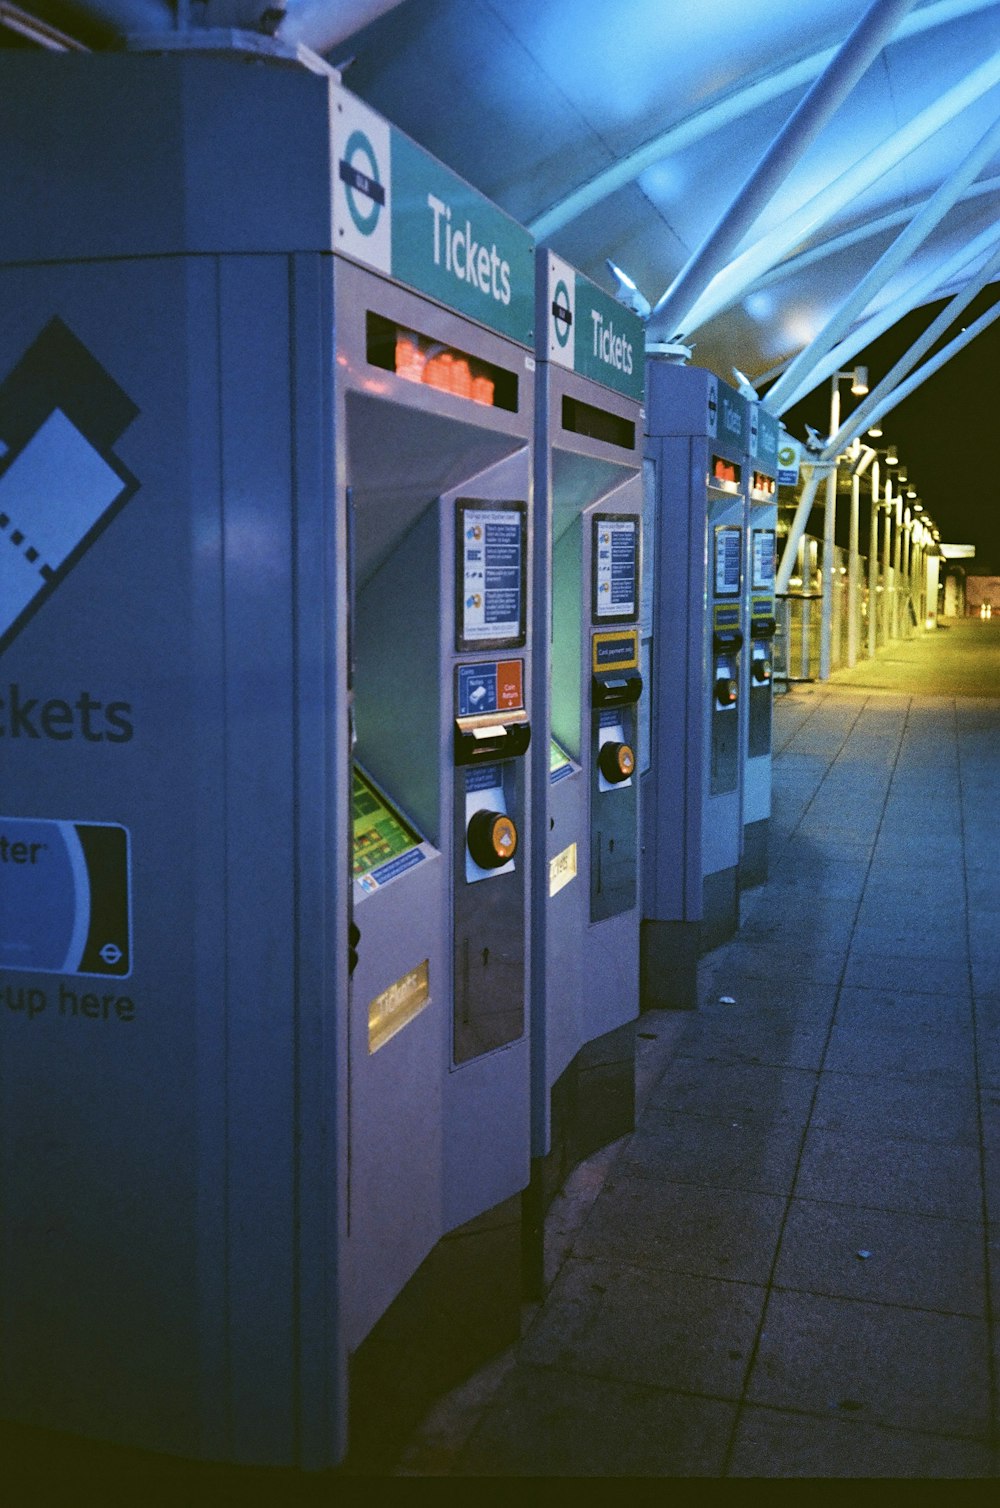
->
[0,318,140,655]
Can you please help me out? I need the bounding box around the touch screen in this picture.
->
[352,767,420,879]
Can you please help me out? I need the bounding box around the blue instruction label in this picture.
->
[371,847,426,887]
[466,763,502,793]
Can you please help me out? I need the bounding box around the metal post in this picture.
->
[881,477,893,646]
[848,440,861,665]
[776,466,824,595]
[892,493,903,637]
[798,537,811,680]
[867,459,880,657]
[819,381,841,679]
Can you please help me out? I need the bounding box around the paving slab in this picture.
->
[647,1058,818,1129]
[794,1127,982,1220]
[821,1023,975,1082]
[833,984,972,1028]
[728,1405,995,1478]
[842,950,970,998]
[453,1368,736,1477]
[518,1257,765,1399]
[570,1176,786,1285]
[746,1290,992,1438]
[772,1198,987,1315]
[620,1117,805,1198]
[809,1071,980,1149]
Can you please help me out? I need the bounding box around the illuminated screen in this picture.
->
[550,738,572,774]
[352,767,420,878]
[366,312,518,411]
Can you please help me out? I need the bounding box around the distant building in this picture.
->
[965,576,1000,616]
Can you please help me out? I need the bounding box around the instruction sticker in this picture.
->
[457,659,524,717]
[0,816,131,978]
[752,529,775,589]
[457,501,526,649]
[714,525,742,597]
[593,515,639,621]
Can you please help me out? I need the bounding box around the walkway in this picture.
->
[397,617,1000,1477]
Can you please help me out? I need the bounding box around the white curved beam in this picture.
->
[745,172,1000,294]
[678,48,1000,337]
[527,0,996,240]
[763,108,1000,412]
[646,0,918,343]
[819,240,1000,447]
[772,221,1000,411]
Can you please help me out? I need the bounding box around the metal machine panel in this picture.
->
[0,244,350,1467]
[530,250,644,1170]
[642,363,750,1006]
[740,402,779,888]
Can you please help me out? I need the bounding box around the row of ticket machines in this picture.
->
[0,57,780,1469]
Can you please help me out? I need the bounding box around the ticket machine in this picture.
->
[339,108,537,1396]
[0,51,534,1471]
[641,364,749,1009]
[741,404,780,887]
[527,255,644,1266]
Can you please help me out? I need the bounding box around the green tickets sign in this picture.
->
[545,252,644,402]
[332,85,534,347]
[715,378,747,450]
[750,403,780,469]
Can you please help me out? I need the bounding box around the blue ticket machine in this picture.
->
[527,254,645,1280]
[741,404,780,887]
[0,52,535,1472]
[641,364,749,1009]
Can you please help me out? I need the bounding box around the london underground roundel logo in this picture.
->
[343,128,383,236]
[552,278,572,348]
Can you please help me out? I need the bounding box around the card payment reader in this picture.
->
[642,364,750,1009]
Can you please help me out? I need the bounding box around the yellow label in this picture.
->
[368,960,430,1054]
[592,630,639,672]
[549,842,578,897]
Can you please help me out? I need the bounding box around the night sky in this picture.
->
[776,284,1000,574]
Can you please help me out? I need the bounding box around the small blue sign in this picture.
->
[372,847,426,887]
[466,763,502,793]
[458,662,499,717]
[0,816,131,978]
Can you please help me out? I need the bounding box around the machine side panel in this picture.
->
[644,435,705,921]
[0,259,208,1454]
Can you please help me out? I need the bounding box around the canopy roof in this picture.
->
[4,0,999,415]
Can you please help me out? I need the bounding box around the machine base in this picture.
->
[346,1193,523,1471]
[701,865,740,952]
[639,867,740,1011]
[639,919,699,1011]
[740,817,769,889]
[523,1021,637,1298]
